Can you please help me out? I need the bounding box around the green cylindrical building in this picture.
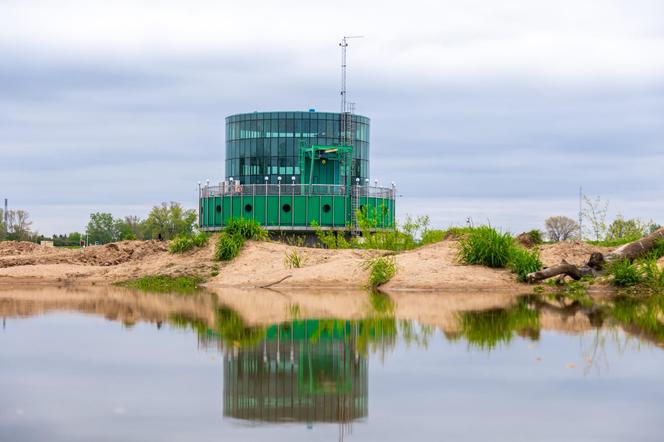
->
[199,110,396,231]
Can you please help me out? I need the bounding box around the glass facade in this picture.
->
[225,111,370,184]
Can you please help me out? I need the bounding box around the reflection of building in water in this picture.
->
[223,320,368,425]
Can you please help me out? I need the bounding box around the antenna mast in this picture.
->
[339,35,363,146]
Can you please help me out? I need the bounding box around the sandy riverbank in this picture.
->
[0,238,616,290]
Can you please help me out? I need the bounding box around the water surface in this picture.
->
[1,286,662,441]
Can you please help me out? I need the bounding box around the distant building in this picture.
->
[198,110,396,232]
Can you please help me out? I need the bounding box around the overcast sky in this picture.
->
[1,0,662,235]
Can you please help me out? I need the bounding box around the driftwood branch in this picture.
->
[527,227,664,283]
[526,260,595,283]
[260,274,292,288]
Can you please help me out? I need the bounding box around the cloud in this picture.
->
[0,0,662,234]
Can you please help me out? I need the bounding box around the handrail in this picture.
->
[201,183,395,199]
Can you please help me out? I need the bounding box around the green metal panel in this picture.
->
[307,196,321,225]
[199,194,395,230]
[293,196,307,226]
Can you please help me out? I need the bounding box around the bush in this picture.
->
[527,230,543,245]
[642,259,664,289]
[458,226,514,268]
[169,231,208,253]
[607,259,643,287]
[213,219,267,261]
[363,256,397,288]
[224,218,267,241]
[215,233,245,261]
[508,247,543,282]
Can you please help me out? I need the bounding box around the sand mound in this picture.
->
[208,241,381,289]
[382,240,521,291]
[0,241,51,256]
[539,241,612,268]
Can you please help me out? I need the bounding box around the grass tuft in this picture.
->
[283,249,307,268]
[214,219,267,261]
[363,256,397,289]
[118,275,204,293]
[457,226,514,268]
[607,259,644,287]
[509,247,544,282]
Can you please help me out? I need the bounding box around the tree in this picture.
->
[7,210,33,241]
[144,202,196,240]
[606,215,646,242]
[0,208,5,240]
[544,216,580,242]
[582,195,609,241]
[86,212,118,244]
[114,216,144,241]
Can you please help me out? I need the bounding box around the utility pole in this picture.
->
[579,186,583,240]
[339,35,363,146]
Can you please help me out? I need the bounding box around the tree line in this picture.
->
[0,202,197,246]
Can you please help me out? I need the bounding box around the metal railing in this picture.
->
[200,182,395,199]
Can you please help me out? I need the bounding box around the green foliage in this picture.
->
[86,212,118,245]
[643,239,664,261]
[224,218,267,241]
[457,226,514,268]
[169,231,208,254]
[641,259,664,289]
[144,202,197,240]
[527,229,543,245]
[213,219,266,261]
[609,294,664,341]
[607,259,643,287]
[284,249,307,268]
[509,247,543,282]
[215,233,245,261]
[456,298,540,350]
[420,229,446,245]
[607,215,647,242]
[363,256,397,288]
[119,275,204,293]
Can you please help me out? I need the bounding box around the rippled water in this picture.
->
[1,286,663,441]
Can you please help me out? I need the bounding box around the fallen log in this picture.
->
[526,260,595,283]
[527,227,664,283]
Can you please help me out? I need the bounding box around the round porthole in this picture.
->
[282,203,291,213]
[216,204,222,212]
[323,204,331,213]
[244,204,253,213]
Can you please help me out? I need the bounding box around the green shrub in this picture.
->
[215,233,245,261]
[363,256,397,288]
[458,226,514,268]
[169,235,195,253]
[169,231,208,253]
[509,247,543,282]
[607,259,643,287]
[527,229,543,245]
[224,218,267,241]
[213,219,266,261]
[642,259,664,289]
[192,231,208,247]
